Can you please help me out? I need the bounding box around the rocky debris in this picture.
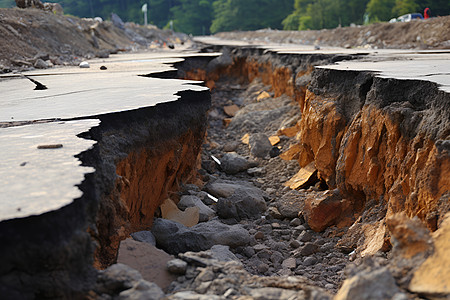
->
[94,263,165,299]
[219,152,251,174]
[214,16,450,50]
[130,230,156,246]
[118,280,165,300]
[216,183,267,220]
[178,195,215,222]
[204,180,267,221]
[161,198,199,227]
[223,104,239,117]
[303,189,353,232]
[167,248,332,300]
[0,8,191,73]
[335,268,400,300]
[409,212,450,297]
[151,218,251,255]
[284,161,317,190]
[167,259,188,275]
[117,238,177,290]
[249,133,273,158]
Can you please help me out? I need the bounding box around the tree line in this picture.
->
[0,0,448,34]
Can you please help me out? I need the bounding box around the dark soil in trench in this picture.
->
[194,76,352,292]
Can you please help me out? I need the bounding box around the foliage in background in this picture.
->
[0,0,448,34]
[211,0,293,33]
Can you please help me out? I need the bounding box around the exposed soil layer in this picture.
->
[85,90,211,269]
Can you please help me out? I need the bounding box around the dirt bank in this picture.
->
[215,15,450,50]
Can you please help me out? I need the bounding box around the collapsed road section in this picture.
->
[0,41,449,299]
[0,52,212,298]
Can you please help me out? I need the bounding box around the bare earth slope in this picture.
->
[216,15,450,50]
[0,7,189,73]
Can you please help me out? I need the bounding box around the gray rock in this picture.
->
[96,263,143,294]
[249,133,272,158]
[335,268,400,300]
[167,291,222,300]
[247,167,264,176]
[282,257,296,269]
[178,195,215,222]
[151,218,251,254]
[290,240,301,248]
[243,246,256,258]
[248,287,301,300]
[215,183,267,220]
[270,251,284,265]
[222,141,239,152]
[277,191,305,219]
[303,257,317,266]
[220,152,249,174]
[167,259,188,275]
[257,263,269,273]
[210,245,241,263]
[131,231,156,246]
[111,12,125,29]
[118,280,165,300]
[298,243,319,256]
[290,218,302,226]
[298,231,312,242]
[34,58,48,69]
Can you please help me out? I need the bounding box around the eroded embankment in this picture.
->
[0,88,210,298]
[176,45,450,253]
[85,90,211,268]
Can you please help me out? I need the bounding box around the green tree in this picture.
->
[211,0,294,33]
[392,0,419,15]
[283,0,369,30]
[366,0,395,21]
[171,0,214,35]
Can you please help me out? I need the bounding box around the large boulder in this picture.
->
[151,218,251,254]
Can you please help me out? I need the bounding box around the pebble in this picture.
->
[290,240,301,248]
[167,259,188,275]
[298,231,312,242]
[254,231,264,239]
[79,61,90,68]
[303,256,317,266]
[300,242,319,256]
[257,263,269,273]
[290,218,302,226]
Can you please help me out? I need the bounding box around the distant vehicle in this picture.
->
[394,13,424,22]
